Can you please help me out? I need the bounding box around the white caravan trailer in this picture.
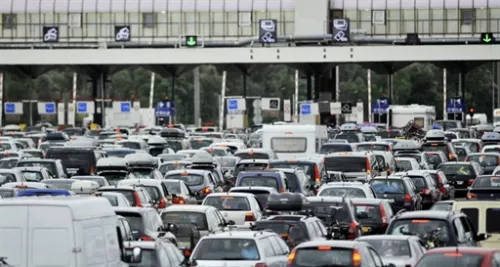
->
[262,124,328,160]
[388,104,436,131]
[0,197,124,267]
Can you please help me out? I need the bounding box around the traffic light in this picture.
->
[468,107,475,118]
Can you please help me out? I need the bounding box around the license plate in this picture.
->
[387,199,395,203]
[67,168,78,174]
[362,226,371,233]
[456,181,463,185]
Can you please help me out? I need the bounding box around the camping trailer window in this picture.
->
[271,137,307,153]
[414,117,424,128]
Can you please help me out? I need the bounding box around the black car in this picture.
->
[466,175,500,200]
[465,152,500,175]
[369,177,422,212]
[385,210,487,247]
[351,198,394,235]
[306,196,362,240]
[400,171,441,209]
[427,170,455,200]
[438,161,483,198]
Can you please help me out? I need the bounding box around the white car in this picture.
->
[395,157,421,171]
[201,192,264,227]
[317,181,377,198]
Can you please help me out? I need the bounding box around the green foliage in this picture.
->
[1,62,495,125]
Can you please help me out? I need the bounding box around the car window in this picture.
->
[460,208,479,233]
[486,208,500,234]
[453,218,466,242]
[268,236,284,255]
[260,237,276,257]
[368,248,383,267]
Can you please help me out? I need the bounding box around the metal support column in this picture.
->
[387,74,394,101]
[193,67,201,127]
[242,72,247,98]
[306,75,312,100]
[314,74,320,101]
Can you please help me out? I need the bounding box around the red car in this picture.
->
[415,247,500,267]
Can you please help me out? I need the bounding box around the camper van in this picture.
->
[388,104,436,131]
[0,197,136,267]
[262,124,328,160]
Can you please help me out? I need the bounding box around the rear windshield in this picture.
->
[320,144,352,154]
[335,134,360,143]
[231,190,269,206]
[357,144,389,152]
[0,159,18,169]
[370,180,406,194]
[416,253,484,267]
[409,177,426,189]
[324,157,367,172]
[162,182,181,194]
[388,219,452,246]
[309,203,351,223]
[484,147,500,153]
[319,187,366,198]
[159,163,189,174]
[17,161,57,175]
[439,164,474,176]
[100,172,127,186]
[268,162,313,179]
[472,176,500,188]
[190,139,213,150]
[294,248,353,267]
[161,211,207,230]
[166,174,204,186]
[203,196,250,211]
[235,153,269,160]
[421,143,449,155]
[119,142,141,150]
[271,137,307,153]
[23,151,43,158]
[140,185,161,200]
[461,208,479,232]
[116,212,143,233]
[46,149,96,175]
[193,238,259,261]
[486,208,500,233]
[355,204,382,223]
[467,155,499,167]
[239,177,278,190]
[101,189,136,206]
[361,239,411,257]
[395,160,413,171]
[105,150,136,158]
[234,163,268,177]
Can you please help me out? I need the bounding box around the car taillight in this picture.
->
[255,263,267,267]
[279,187,285,193]
[158,198,167,209]
[365,159,371,174]
[139,235,152,241]
[466,193,477,199]
[89,165,95,175]
[133,192,143,207]
[448,153,454,160]
[420,188,430,195]
[314,165,321,184]
[244,212,256,221]
[404,193,412,204]
[287,249,297,265]
[352,249,362,266]
[200,187,212,194]
[348,221,359,239]
[172,197,185,204]
[379,204,388,228]
[468,179,475,186]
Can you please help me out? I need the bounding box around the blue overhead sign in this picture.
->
[372,98,389,114]
[155,100,175,117]
[120,102,131,113]
[45,103,55,114]
[77,102,87,113]
[446,97,464,113]
[228,99,238,110]
[5,103,15,114]
[300,104,311,115]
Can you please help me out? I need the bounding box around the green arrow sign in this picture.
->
[481,32,494,44]
[185,35,198,47]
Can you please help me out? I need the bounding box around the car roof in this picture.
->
[229,186,278,193]
[351,198,386,205]
[163,204,213,212]
[357,234,420,241]
[19,159,58,163]
[124,241,156,250]
[205,192,255,198]
[424,247,498,254]
[440,161,474,166]
[296,240,360,249]
[165,169,209,175]
[307,196,346,203]
[113,207,155,213]
[468,152,499,156]
[202,230,276,239]
[119,179,163,187]
[326,152,373,157]
[15,166,46,171]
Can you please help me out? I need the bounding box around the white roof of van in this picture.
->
[0,197,115,220]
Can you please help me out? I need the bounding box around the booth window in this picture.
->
[2,14,17,29]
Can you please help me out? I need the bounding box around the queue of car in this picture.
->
[0,122,499,267]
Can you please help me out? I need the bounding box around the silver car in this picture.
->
[356,235,426,267]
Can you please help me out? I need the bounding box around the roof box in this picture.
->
[71,180,100,195]
[160,128,186,139]
[266,192,309,211]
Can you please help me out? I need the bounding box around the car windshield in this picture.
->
[324,157,367,172]
[161,212,207,230]
[100,172,127,186]
[166,174,204,186]
[370,180,405,194]
[355,204,382,222]
[240,177,278,191]
[319,187,366,198]
[193,238,260,261]
[362,239,411,257]
[467,155,499,167]
[204,196,250,211]
[190,139,213,150]
[22,171,43,182]
[472,176,500,188]
[320,144,352,154]
[294,248,353,267]
[139,185,161,200]
[128,249,157,267]
[388,219,451,246]
[439,164,474,176]
[395,160,413,171]
[105,150,136,158]
[416,253,484,267]
[357,144,388,152]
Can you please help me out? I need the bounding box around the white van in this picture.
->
[0,197,123,267]
[262,124,327,160]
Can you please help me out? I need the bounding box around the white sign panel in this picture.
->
[262,97,280,110]
[356,102,364,124]
[57,102,65,125]
[38,102,57,114]
[283,99,291,122]
[4,102,23,115]
[76,101,95,114]
[67,103,75,126]
[330,102,341,114]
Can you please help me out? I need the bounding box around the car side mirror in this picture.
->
[131,230,140,240]
[476,233,489,241]
[125,247,142,263]
[226,220,236,226]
